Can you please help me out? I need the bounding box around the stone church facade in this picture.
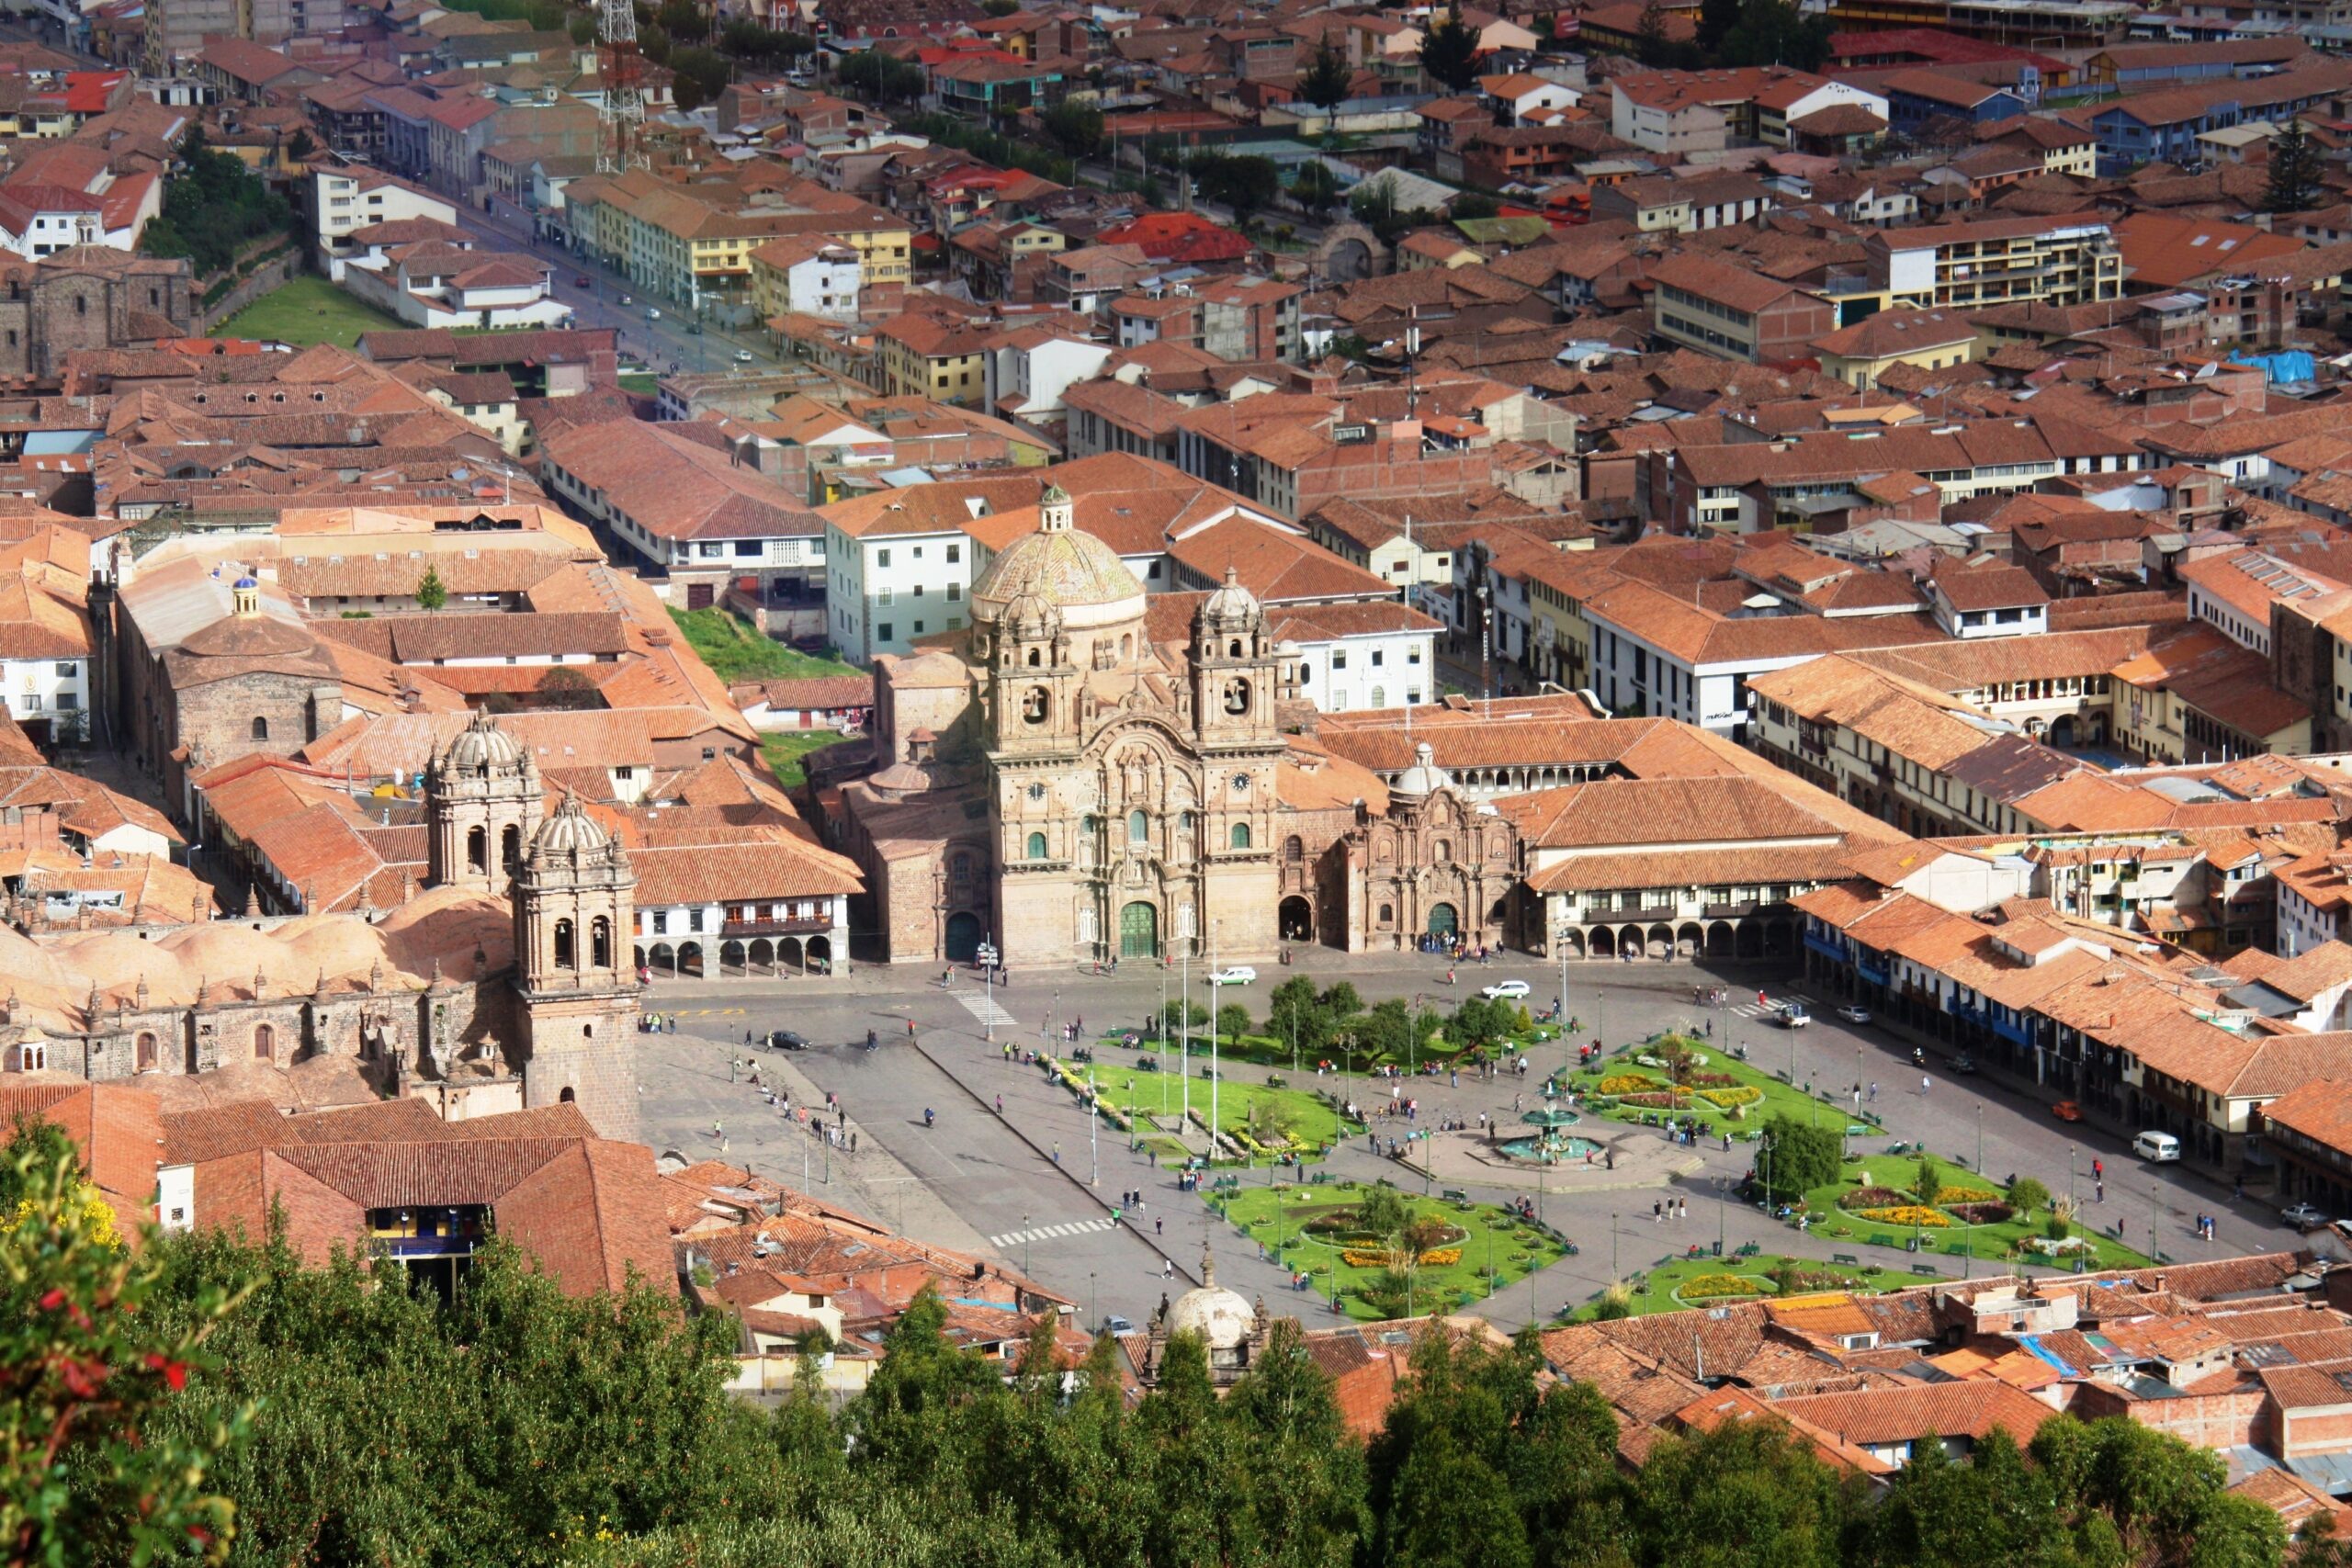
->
[6,712,643,1143]
[822,488,1521,968]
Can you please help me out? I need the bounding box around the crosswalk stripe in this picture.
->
[956,993,1017,1027]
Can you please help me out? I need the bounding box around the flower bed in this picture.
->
[1342,1248,1402,1269]
[1696,1087,1761,1109]
[1838,1186,1913,1210]
[1619,1091,1687,1109]
[1599,1074,1661,1095]
[1943,1201,2013,1225]
[1679,1273,1765,1301]
[1688,1072,1741,1089]
[1857,1205,1951,1227]
[1419,1248,1463,1267]
[1937,1185,1997,1205]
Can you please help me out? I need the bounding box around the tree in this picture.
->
[414,565,447,612]
[1245,1099,1298,1148]
[1756,1114,1839,1201]
[1418,5,1481,93]
[1186,151,1281,227]
[1635,0,1673,67]
[1041,98,1103,158]
[1161,998,1211,1035]
[1914,1154,1942,1209]
[669,45,732,113]
[1444,996,1511,1053]
[1449,190,1500,221]
[1293,159,1342,217]
[1352,1184,1411,1245]
[141,130,294,276]
[2266,118,2326,213]
[285,127,315,161]
[1697,0,1743,52]
[2007,1175,2050,1214]
[1296,39,1352,143]
[981,0,1020,12]
[1216,1002,1251,1043]
[2,1127,247,1567]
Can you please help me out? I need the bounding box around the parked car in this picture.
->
[1481,979,1531,1001]
[646,308,662,320]
[2283,1201,2331,1231]
[1834,1003,1871,1024]
[1209,966,1257,987]
[2051,1100,2084,1122]
[768,1030,808,1051]
[1950,1055,1978,1076]
[2133,1130,2180,1162]
[1101,1314,1135,1335]
[685,321,702,334]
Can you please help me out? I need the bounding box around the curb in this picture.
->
[903,1027,1201,1289]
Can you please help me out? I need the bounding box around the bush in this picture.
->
[2045,1213,2072,1242]
[1945,1201,2014,1225]
[1857,1206,1951,1227]
[2009,1176,2051,1213]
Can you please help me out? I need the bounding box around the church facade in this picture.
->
[4,711,643,1143]
[823,488,1521,969]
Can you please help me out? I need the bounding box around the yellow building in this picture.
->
[1808,307,1980,391]
[2111,625,2312,764]
[1869,214,2122,312]
[874,314,993,407]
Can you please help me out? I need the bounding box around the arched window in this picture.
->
[1127,809,1148,842]
[1022,686,1050,725]
[467,825,487,874]
[1371,685,1385,707]
[1026,830,1047,859]
[591,917,612,968]
[1224,678,1250,715]
[1283,835,1304,860]
[1228,638,1242,657]
[1026,647,1041,667]
[560,1086,575,1103]
[135,1032,156,1071]
[250,716,268,740]
[502,824,522,873]
[1434,839,1452,863]
[554,919,575,968]
[1120,633,1132,659]
[253,1023,274,1060]
[74,295,85,316]
[1230,822,1252,850]
[1379,903,1394,924]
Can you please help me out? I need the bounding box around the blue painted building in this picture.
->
[1881,68,2028,138]
[2089,67,2349,172]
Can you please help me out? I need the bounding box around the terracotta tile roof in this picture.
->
[1770,1379,2064,1446]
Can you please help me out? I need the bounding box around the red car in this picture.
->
[572,274,592,288]
[2051,1100,2085,1122]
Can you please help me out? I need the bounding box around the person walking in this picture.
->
[1162,1258,1173,1279]
[1920,1075,1930,1097]
[1155,1217,1163,1236]
[1052,1141,1061,1164]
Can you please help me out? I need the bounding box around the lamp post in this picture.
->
[1090,1271,1097,1335]
[1713,1173,1729,1258]
[1556,920,1571,1032]
[1975,1103,1984,1178]
[1089,1057,1099,1186]
[1611,1211,1618,1282]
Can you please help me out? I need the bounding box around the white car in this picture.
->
[1481,979,1531,1001]
[1209,966,1256,987]
[1835,1004,1871,1025]
[733,349,755,363]
[1778,1003,1811,1028]
[646,308,662,320]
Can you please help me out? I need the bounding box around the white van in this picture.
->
[2133,1131,2181,1163]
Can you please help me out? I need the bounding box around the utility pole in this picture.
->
[1210,919,1220,1156]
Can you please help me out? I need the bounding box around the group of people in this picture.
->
[640,1013,680,1033]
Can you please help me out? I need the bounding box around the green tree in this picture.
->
[286,127,315,161]
[2,1127,248,1567]
[1444,996,1511,1053]
[2007,1175,2050,1214]
[1296,39,1352,143]
[1418,4,1482,93]
[1353,1184,1411,1245]
[1269,974,1329,1056]
[141,129,294,276]
[1635,0,1673,66]
[1216,1002,1251,1043]
[1041,98,1103,158]
[1756,1114,1840,1201]
[1186,151,1281,227]
[2266,118,2325,213]
[1698,0,1743,52]
[415,565,447,612]
[1449,190,1500,220]
[1161,998,1211,1035]
[1914,1154,1942,1209]
[1293,159,1342,217]
[1218,1319,1365,1568]
[669,45,732,113]
[981,0,1020,12]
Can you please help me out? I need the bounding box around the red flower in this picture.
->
[58,1358,109,1398]
[143,1353,189,1392]
[37,1288,65,1311]
[186,1526,213,1547]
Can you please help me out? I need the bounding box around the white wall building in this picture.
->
[312,166,460,278]
[825,514,978,663]
[982,333,1114,431]
[1283,604,1442,713]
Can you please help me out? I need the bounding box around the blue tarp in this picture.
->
[2227,352,2315,386]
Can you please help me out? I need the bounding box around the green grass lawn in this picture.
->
[1798,1147,2154,1273]
[1209,1181,1567,1321]
[214,276,405,349]
[617,372,660,395]
[1570,1035,1865,1142]
[1565,1252,1951,1322]
[670,606,860,685]
[759,730,842,790]
[1081,1062,1363,1164]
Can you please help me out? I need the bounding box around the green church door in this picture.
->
[1120,901,1160,960]
[1428,903,1459,939]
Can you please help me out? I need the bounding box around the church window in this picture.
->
[1284,835,1303,860]
[1026,648,1041,667]
[251,716,269,740]
[1120,634,1132,659]
[1231,773,1250,794]
[555,919,576,968]
[1372,686,1385,706]
[592,918,612,968]
[467,826,487,874]
[1027,831,1047,859]
[136,1032,156,1071]
[16,1036,42,1070]
[1228,638,1242,657]
[253,1023,274,1061]
[560,1086,576,1102]
[1022,686,1051,725]
[1224,678,1250,716]
[1179,811,1194,834]
[1230,822,1251,851]
[74,295,85,315]
[1027,782,1046,801]
[1378,904,1394,924]
[1434,840,1452,863]
[1128,810,1148,842]
[502,825,521,874]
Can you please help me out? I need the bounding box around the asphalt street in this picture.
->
[638,949,2312,1331]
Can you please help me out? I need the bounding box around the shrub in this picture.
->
[2009,1176,2051,1213]
[1341,1248,1396,1268]
[1944,1201,2013,1225]
[1857,1205,1951,1227]
[1838,1186,1913,1210]
[2045,1213,2072,1242]
[1599,1074,1660,1095]
[1679,1273,1764,1300]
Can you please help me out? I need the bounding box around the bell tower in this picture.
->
[1191,567,1279,751]
[986,586,1081,758]
[426,710,544,891]
[511,791,639,1141]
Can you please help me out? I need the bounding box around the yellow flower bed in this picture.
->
[1696,1087,1762,1109]
[1341,1249,1395,1269]
[1936,1185,1996,1205]
[1599,1074,1661,1095]
[1859,1205,1951,1227]
[1419,1248,1462,1267]
[1679,1273,1763,1300]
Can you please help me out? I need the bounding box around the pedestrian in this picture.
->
[1920,1075,1930,1096]
[2096,1179,2105,1203]
[729,1058,738,1082]
[1653,1201,1662,1224]
[1162,1258,1173,1279]
[850,1132,858,1154]
[2093,1158,2104,1181]
[1156,1217,1164,1236]
[712,1120,722,1139]
[1053,1142,1061,1164]
[1869,1082,1878,1101]
[1679,1198,1688,1221]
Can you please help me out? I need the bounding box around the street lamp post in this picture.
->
[1089,1059,1099,1187]
[980,936,999,1042]
[1714,1174,1728,1258]
[1975,1104,1984,1177]
[1023,1212,1031,1279]
[1556,921,1571,1032]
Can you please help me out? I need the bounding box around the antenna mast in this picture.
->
[597,0,648,175]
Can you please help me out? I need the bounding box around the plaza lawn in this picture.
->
[1081,1063,1363,1164]
[1569,1035,1866,1142]
[669,606,859,684]
[1564,1253,1948,1321]
[214,276,404,348]
[1208,1181,1566,1321]
[618,372,660,395]
[1801,1147,2154,1272]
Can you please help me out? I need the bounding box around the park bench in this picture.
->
[1442,1189,1469,1204]
[1910,1263,1939,1276]
[1735,1242,1761,1258]
[1868,1232,1898,1248]
[1831,1253,1860,1265]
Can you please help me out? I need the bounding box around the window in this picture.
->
[877,588,893,606]
[651,910,669,935]
[592,918,612,968]
[53,661,74,677]
[946,583,961,601]
[253,1023,274,1061]
[878,624,893,641]
[136,1032,156,1070]
[688,908,705,933]
[877,548,891,567]
[1331,651,1348,670]
[1230,822,1251,850]
[16,1036,42,1070]
[1027,830,1047,858]
[947,543,961,563]
[251,716,269,740]
[1128,809,1148,842]
[554,919,576,967]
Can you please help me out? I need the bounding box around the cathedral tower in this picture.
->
[511,792,639,1141]
[426,711,544,891]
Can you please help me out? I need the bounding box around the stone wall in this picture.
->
[198,244,301,333]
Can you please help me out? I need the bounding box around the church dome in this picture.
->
[443,711,524,772]
[1392,741,1453,799]
[531,793,610,857]
[1167,1245,1255,1351]
[970,525,1146,634]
